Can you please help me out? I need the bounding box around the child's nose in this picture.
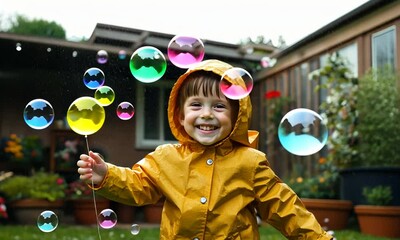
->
[200,107,214,119]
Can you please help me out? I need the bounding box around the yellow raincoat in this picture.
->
[96,60,333,239]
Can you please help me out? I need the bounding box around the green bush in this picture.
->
[356,67,400,167]
[0,171,67,201]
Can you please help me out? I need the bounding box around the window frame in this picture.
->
[135,80,178,149]
[371,25,397,69]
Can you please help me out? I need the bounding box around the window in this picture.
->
[338,43,358,77]
[135,81,177,149]
[318,54,329,104]
[300,62,309,107]
[372,26,396,69]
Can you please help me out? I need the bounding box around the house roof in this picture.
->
[272,0,393,59]
[0,23,278,76]
[88,23,267,62]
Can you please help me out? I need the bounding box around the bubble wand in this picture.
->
[67,96,106,240]
[84,134,102,240]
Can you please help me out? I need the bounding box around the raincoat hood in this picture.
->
[168,59,259,148]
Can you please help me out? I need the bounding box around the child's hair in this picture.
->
[178,70,239,119]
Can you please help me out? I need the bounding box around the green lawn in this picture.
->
[1,224,398,240]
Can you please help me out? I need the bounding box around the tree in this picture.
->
[5,14,66,39]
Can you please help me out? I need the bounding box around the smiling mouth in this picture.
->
[197,125,218,131]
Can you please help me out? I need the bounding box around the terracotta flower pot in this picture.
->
[9,199,65,225]
[355,205,400,238]
[144,201,163,224]
[72,198,110,225]
[301,198,353,230]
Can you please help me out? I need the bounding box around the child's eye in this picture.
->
[189,102,202,107]
[214,103,226,109]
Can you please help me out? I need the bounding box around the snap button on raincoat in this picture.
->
[95,60,333,239]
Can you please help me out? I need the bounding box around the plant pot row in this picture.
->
[301,198,400,238]
[7,198,153,226]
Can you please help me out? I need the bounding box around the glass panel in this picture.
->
[144,87,160,140]
[300,63,308,107]
[372,26,396,69]
[319,54,329,104]
[338,43,358,77]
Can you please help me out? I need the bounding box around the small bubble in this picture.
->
[37,210,58,232]
[131,224,140,235]
[98,209,117,229]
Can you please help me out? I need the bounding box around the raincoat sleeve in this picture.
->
[254,157,333,240]
[92,151,163,206]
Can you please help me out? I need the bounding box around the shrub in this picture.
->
[0,171,66,202]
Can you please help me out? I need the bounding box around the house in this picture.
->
[1,0,398,180]
[0,24,273,175]
[253,0,400,176]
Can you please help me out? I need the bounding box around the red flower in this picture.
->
[56,178,64,185]
[265,90,281,99]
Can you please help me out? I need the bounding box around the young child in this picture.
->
[77,59,333,239]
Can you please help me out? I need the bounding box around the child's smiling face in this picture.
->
[179,92,234,146]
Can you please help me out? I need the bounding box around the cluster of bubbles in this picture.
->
[36,209,140,235]
[22,34,329,237]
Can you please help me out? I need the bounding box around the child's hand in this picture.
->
[77,151,107,185]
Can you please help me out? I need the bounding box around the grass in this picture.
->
[0,224,398,240]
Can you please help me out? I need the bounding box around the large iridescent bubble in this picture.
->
[83,67,105,90]
[94,86,115,106]
[220,68,253,100]
[278,108,328,156]
[67,97,105,135]
[129,46,166,83]
[23,99,54,130]
[167,36,205,69]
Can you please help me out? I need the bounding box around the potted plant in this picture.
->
[287,157,352,230]
[339,66,400,205]
[354,185,400,238]
[0,171,66,224]
[144,199,164,224]
[65,179,110,225]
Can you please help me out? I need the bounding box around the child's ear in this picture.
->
[179,113,184,126]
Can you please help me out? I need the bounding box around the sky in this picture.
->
[0,0,369,46]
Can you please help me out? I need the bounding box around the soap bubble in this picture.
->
[94,86,115,106]
[220,68,253,100]
[83,67,105,90]
[118,50,127,60]
[116,102,135,120]
[167,35,205,68]
[98,209,117,229]
[67,97,105,135]
[96,50,108,64]
[37,210,58,233]
[131,223,140,235]
[16,42,22,51]
[278,108,328,156]
[129,46,166,83]
[23,99,54,130]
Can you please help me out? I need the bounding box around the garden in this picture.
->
[1,53,400,239]
[0,224,397,240]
